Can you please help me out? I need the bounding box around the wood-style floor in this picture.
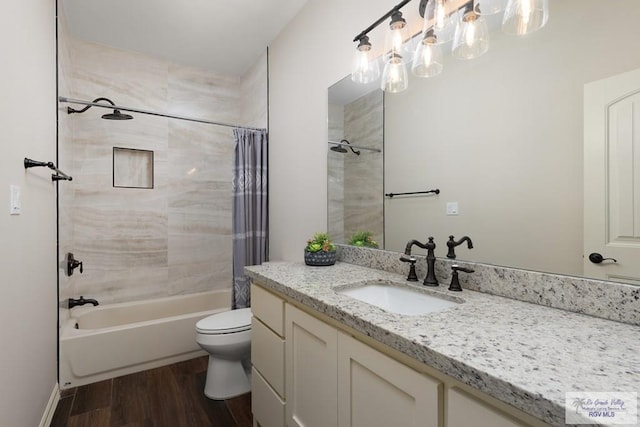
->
[51,356,252,427]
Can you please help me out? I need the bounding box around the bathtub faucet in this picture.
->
[68,296,99,309]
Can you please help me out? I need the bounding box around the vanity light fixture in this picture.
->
[351,36,380,84]
[381,10,411,92]
[350,0,548,91]
[411,29,444,77]
[382,53,410,92]
[452,2,490,59]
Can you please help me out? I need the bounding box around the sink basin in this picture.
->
[335,281,461,316]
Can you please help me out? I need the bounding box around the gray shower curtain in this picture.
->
[232,128,268,308]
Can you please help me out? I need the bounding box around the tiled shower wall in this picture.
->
[58,9,267,305]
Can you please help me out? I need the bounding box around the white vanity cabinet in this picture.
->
[250,282,547,427]
[251,284,286,427]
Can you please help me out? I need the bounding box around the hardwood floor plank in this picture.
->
[226,393,253,427]
[110,371,152,426]
[144,365,193,426]
[70,379,112,416]
[50,395,75,427]
[67,408,111,427]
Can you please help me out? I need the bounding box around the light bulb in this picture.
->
[412,31,443,78]
[502,0,548,35]
[424,0,457,45]
[452,5,489,59]
[381,54,408,93]
[351,36,380,84]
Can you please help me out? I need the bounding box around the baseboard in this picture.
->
[39,383,60,427]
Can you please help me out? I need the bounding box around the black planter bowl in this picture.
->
[304,250,336,266]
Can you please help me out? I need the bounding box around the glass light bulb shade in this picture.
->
[474,0,508,15]
[502,0,549,35]
[452,11,490,59]
[381,56,409,93]
[351,47,380,84]
[384,21,413,63]
[424,0,457,45]
[412,36,443,78]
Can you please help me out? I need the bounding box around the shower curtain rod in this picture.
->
[58,96,266,131]
[328,140,381,153]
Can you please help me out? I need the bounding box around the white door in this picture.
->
[584,68,640,284]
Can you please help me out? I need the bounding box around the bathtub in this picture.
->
[60,289,232,389]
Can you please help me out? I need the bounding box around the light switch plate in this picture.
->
[10,185,21,215]
[446,202,458,216]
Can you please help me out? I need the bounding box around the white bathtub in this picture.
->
[60,289,232,389]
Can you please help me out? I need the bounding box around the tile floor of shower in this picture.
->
[51,356,252,427]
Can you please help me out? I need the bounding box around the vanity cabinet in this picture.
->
[446,388,528,427]
[337,331,441,427]
[250,282,546,427]
[285,304,338,427]
[251,285,285,427]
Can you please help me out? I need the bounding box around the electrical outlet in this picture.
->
[10,185,21,215]
[446,202,458,216]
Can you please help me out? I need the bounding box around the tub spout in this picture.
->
[68,296,99,309]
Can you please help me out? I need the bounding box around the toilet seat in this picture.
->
[196,308,252,335]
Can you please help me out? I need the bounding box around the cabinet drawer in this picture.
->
[251,284,284,336]
[252,367,285,427]
[252,317,285,398]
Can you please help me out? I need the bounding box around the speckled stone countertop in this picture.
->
[245,261,640,427]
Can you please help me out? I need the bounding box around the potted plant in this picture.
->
[304,232,337,266]
[349,231,379,249]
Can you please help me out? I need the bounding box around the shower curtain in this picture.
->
[232,128,268,308]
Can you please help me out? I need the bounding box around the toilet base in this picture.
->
[203,356,251,400]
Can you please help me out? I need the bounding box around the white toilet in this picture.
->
[195,307,252,399]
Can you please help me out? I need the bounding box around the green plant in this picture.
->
[349,231,378,248]
[305,232,336,253]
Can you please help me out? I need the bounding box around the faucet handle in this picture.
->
[449,264,475,292]
[400,256,418,281]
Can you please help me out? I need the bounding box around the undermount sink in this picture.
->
[335,280,462,316]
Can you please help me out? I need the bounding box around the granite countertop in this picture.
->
[245,261,640,427]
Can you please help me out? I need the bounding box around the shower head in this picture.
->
[101,109,133,120]
[330,145,348,153]
[67,97,133,120]
[329,139,360,155]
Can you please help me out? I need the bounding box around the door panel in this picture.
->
[584,68,640,284]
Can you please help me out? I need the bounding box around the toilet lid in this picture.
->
[196,308,252,334]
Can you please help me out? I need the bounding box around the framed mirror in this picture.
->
[328,0,640,284]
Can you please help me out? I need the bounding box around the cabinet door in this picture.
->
[447,387,527,427]
[337,332,442,427]
[285,304,338,427]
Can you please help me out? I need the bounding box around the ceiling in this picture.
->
[61,0,308,76]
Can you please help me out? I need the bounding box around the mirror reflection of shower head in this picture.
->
[330,139,360,155]
[330,145,348,154]
[67,97,133,120]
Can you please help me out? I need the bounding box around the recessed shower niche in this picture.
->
[112,147,154,189]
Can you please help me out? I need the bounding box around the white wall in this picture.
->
[0,1,58,426]
[268,0,397,260]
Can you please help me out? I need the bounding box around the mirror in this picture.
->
[328,0,640,282]
[328,80,384,248]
